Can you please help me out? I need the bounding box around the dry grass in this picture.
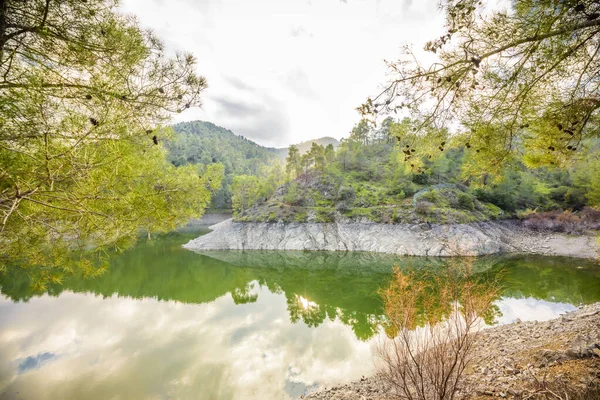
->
[522,207,600,234]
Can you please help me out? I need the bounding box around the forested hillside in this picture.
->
[236,117,600,225]
[166,121,340,210]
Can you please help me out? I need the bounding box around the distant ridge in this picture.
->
[287,137,340,155]
[166,120,342,209]
[169,120,340,163]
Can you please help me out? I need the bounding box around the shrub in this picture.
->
[411,173,430,185]
[415,201,434,215]
[548,186,569,202]
[338,186,356,202]
[378,259,501,400]
[522,208,600,233]
[266,212,278,222]
[314,208,335,223]
[293,211,308,223]
[420,190,439,204]
[336,202,351,213]
[565,188,587,211]
[457,193,475,210]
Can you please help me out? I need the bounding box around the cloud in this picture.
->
[121,0,446,147]
[0,289,378,400]
[283,68,318,100]
[209,79,292,146]
[212,97,265,117]
[290,25,313,38]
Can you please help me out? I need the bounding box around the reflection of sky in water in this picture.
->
[17,352,57,374]
[0,282,589,399]
[0,287,376,400]
[494,297,576,325]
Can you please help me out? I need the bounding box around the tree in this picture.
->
[336,142,352,171]
[349,119,372,145]
[231,175,260,214]
[0,0,209,282]
[259,162,285,201]
[361,0,600,170]
[586,156,600,205]
[325,143,335,164]
[379,116,396,144]
[300,153,311,174]
[285,144,302,179]
[308,142,325,172]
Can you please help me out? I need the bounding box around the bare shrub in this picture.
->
[377,259,501,400]
[522,207,600,233]
[524,370,600,400]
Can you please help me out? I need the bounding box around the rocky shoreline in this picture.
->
[183,219,599,258]
[305,303,600,400]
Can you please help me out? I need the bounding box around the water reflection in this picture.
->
[0,231,599,399]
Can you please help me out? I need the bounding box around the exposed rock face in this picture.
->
[183,219,599,258]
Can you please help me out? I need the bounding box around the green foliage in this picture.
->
[242,120,599,224]
[313,207,335,223]
[231,175,260,215]
[0,0,212,283]
[362,1,600,170]
[419,191,439,204]
[167,121,283,210]
[587,157,600,206]
[285,145,302,180]
[338,186,356,202]
[457,193,475,210]
[284,182,299,205]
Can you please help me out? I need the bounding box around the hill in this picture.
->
[167,121,280,173]
[231,117,600,225]
[166,120,341,210]
[291,137,340,155]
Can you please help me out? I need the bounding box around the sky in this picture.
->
[120,0,446,147]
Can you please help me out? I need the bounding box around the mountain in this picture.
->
[167,120,340,210]
[168,121,280,175]
[292,137,340,155]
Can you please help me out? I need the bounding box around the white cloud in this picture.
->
[119,0,445,146]
[0,288,378,399]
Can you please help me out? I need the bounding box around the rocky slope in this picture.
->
[305,303,600,400]
[183,219,599,258]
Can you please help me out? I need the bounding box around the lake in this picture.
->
[1,228,599,400]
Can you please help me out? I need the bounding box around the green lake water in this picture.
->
[1,229,599,399]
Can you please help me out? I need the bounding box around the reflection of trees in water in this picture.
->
[231,283,259,305]
[285,293,385,340]
[1,231,599,342]
[378,260,504,399]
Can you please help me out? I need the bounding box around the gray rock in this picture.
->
[183,219,600,258]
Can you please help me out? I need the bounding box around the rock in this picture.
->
[304,303,600,400]
[183,219,600,258]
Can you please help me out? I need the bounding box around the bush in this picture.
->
[473,188,516,212]
[457,193,475,210]
[522,207,600,233]
[415,200,434,215]
[548,186,569,202]
[378,259,501,400]
[419,190,439,204]
[293,211,308,223]
[338,186,356,202]
[335,201,351,213]
[411,173,429,185]
[314,208,335,223]
[565,188,587,211]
